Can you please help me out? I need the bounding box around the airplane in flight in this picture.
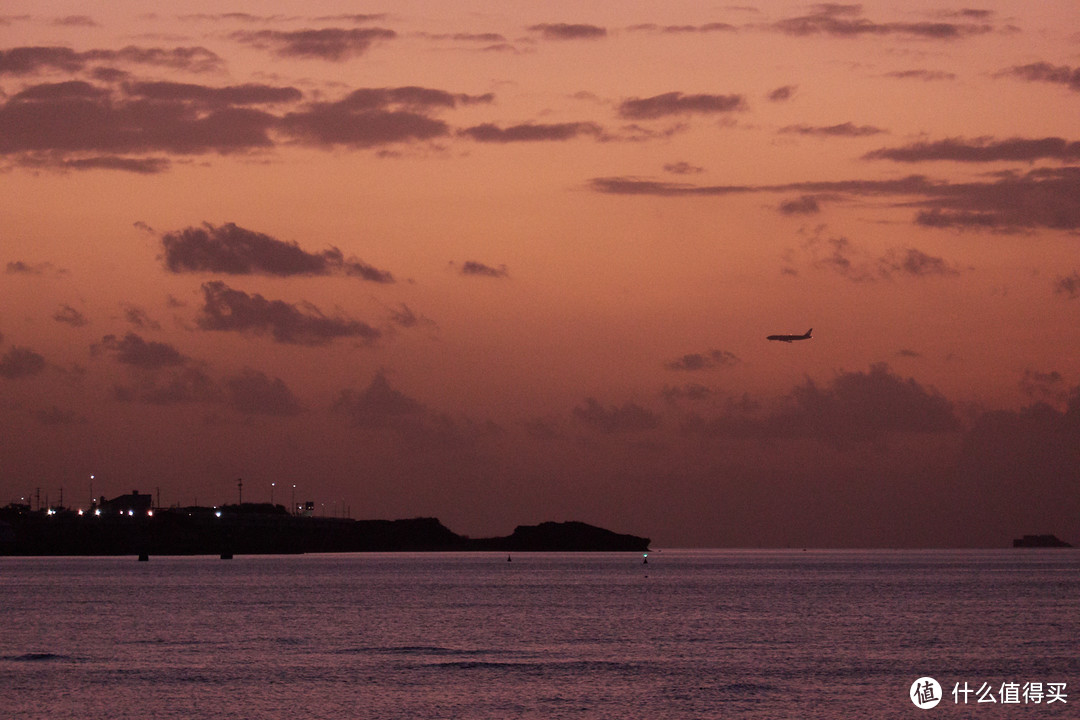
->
[767,328,812,343]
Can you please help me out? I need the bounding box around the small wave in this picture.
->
[719,681,778,695]
[423,659,644,674]
[5,652,72,662]
[120,638,209,647]
[427,660,543,670]
[338,645,505,657]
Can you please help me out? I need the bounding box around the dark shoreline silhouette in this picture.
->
[0,503,650,557]
[1012,534,1072,548]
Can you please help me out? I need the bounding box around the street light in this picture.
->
[271,482,275,505]
[291,484,296,515]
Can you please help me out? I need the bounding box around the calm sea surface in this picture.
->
[1,550,1077,719]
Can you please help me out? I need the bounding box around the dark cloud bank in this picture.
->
[590,167,1080,230]
[0,346,46,379]
[564,363,1078,545]
[0,76,495,171]
[96,332,303,416]
[680,363,959,444]
[226,368,303,416]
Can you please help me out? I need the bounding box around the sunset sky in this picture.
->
[2,1,1078,547]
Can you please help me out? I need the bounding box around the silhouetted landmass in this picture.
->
[0,504,650,556]
[1012,534,1073,548]
[471,521,652,552]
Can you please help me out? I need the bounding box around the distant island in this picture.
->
[0,493,650,557]
[1012,534,1073,548]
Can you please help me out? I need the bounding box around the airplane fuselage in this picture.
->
[767,328,812,343]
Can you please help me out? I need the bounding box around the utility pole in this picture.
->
[237,478,243,505]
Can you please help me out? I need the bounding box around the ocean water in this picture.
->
[1,550,1077,719]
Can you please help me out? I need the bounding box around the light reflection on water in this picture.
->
[1,550,1078,719]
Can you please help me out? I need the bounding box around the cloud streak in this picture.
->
[0,45,224,75]
[590,167,1080,230]
[278,85,490,147]
[196,281,381,346]
[528,23,606,40]
[628,23,736,34]
[781,122,885,137]
[123,81,303,107]
[865,136,1080,163]
[459,261,508,278]
[665,350,739,371]
[767,85,796,101]
[769,5,993,39]
[160,222,393,282]
[229,27,396,60]
[5,260,66,276]
[53,305,88,327]
[884,69,956,81]
[97,333,187,370]
[779,195,822,215]
[999,63,1080,92]
[0,81,493,170]
[912,168,1080,230]
[459,122,602,142]
[794,230,960,281]
[618,92,744,120]
[0,80,279,157]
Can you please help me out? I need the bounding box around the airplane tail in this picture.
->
[805,328,813,338]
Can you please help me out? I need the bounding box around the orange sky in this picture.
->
[2,1,1078,547]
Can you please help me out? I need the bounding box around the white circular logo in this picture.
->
[910,677,942,709]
